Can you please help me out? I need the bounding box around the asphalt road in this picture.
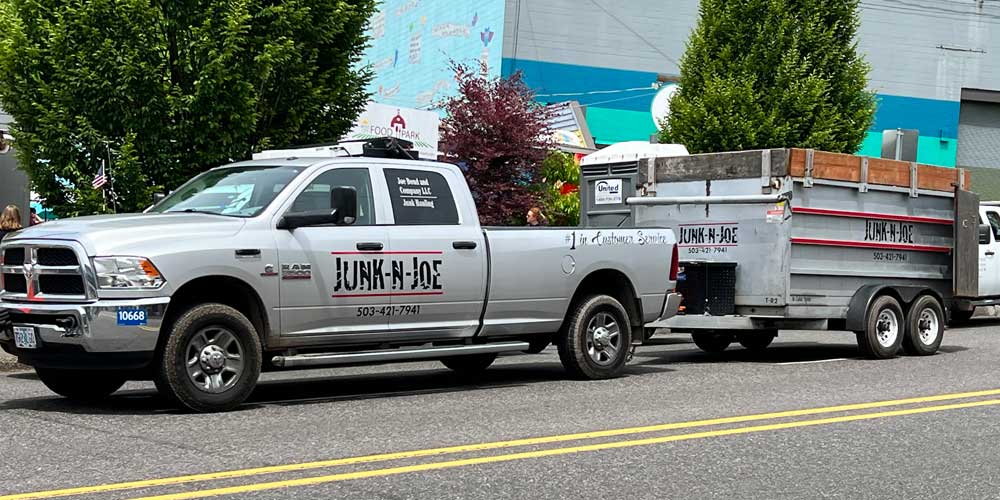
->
[3,321,1000,500]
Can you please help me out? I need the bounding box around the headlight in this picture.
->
[93,257,165,289]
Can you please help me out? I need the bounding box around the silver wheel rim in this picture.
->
[185,326,244,394]
[586,312,621,366]
[876,308,899,348]
[917,307,940,346]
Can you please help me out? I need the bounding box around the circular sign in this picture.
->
[650,84,680,131]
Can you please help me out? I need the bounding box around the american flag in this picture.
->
[92,161,108,190]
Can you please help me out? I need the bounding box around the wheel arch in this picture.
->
[157,275,270,354]
[563,268,642,332]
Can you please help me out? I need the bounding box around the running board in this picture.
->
[271,341,531,369]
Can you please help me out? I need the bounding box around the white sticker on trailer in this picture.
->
[594,179,623,205]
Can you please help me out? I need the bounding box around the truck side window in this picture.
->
[988,211,1000,242]
[383,168,459,225]
[291,168,375,225]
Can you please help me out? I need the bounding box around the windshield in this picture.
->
[151,165,305,217]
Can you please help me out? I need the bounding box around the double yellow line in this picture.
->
[7,388,1000,500]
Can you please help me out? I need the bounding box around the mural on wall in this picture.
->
[362,0,505,111]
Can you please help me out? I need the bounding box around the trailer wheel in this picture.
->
[558,294,632,380]
[903,296,944,356]
[692,332,733,353]
[36,368,126,402]
[737,330,777,351]
[857,295,904,359]
[441,353,497,374]
[157,304,262,413]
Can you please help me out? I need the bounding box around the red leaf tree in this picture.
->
[440,63,553,225]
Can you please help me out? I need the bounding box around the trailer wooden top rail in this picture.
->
[639,148,970,194]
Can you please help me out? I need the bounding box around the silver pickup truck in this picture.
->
[0,141,680,412]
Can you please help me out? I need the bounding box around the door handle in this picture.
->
[987,251,996,256]
[453,241,478,250]
[356,242,384,251]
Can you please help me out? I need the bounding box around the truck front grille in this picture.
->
[0,243,91,302]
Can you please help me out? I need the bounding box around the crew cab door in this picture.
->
[981,208,1000,296]
[275,166,392,341]
[379,165,487,338]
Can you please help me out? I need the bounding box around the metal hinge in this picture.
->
[910,162,919,198]
[859,157,869,193]
[804,149,815,187]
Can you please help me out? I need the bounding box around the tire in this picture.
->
[692,332,733,353]
[36,368,126,402]
[903,295,944,356]
[737,330,777,351]
[857,295,904,359]
[949,307,974,324]
[558,294,632,380]
[441,353,497,374]
[157,304,262,413]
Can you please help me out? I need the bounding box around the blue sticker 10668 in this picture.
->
[117,308,148,326]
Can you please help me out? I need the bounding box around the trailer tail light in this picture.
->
[669,244,679,282]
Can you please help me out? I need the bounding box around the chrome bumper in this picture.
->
[0,297,169,354]
[656,293,683,322]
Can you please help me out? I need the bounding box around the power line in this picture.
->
[536,86,657,98]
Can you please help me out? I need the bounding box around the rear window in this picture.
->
[384,168,459,225]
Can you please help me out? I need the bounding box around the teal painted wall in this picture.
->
[858,132,958,168]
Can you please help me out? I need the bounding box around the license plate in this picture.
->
[13,326,36,350]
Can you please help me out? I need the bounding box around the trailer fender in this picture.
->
[845,285,941,332]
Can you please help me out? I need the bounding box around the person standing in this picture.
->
[0,204,23,241]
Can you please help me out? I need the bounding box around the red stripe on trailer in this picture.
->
[677,222,738,226]
[790,207,953,225]
[790,238,951,253]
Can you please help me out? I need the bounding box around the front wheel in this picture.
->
[857,295,904,359]
[903,296,944,356]
[36,368,126,402]
[157,304,262,413]
[558,294,632,380]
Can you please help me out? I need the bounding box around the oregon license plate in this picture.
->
[13,326,36,350]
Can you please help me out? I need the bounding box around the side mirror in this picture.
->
[278,186,358,230]
[331,186,358,225]
[152,193,166,205]
[980,224,992,245]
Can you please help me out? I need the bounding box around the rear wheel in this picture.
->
[36,368,126,402]
[441,353,497,374]
[157,304,262,413]
[737,330,777,351]
[903,295,944,356]
[856,295,904,359]
[558,294,632,379]
[692,332,733,353]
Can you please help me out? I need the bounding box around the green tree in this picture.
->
[0,0,374,216]
[660,0,876,154]
[536,150,580,226]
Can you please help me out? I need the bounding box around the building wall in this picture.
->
[361,0,506,111]
[501,0,1000,167]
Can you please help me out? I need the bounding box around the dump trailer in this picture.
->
[588,148,982,359]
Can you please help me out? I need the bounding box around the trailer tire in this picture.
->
[558,294,632,380]
[737,330,777,351]
[441,353,497,374]
[949,307,974,324]
[692,332,733,353]
[36,368,126,402]
[857,295,904,359]
[157,304,262,413]
[903,295,944,356]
